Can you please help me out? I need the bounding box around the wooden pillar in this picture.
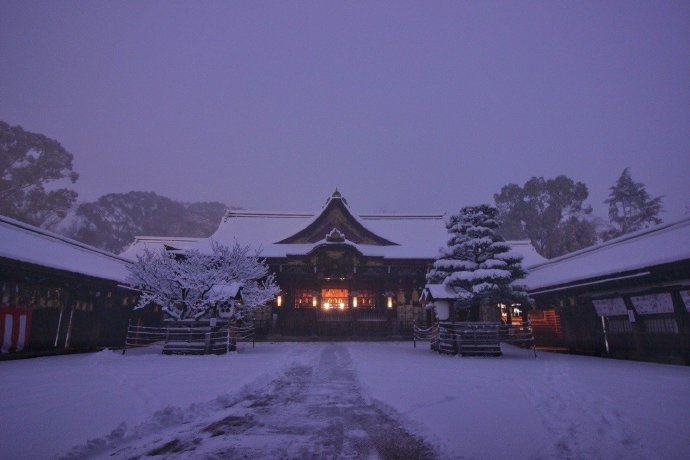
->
[54,304,65,348]
[623,296,645,359]
[671,290,690,364]
[64,304,76,349]
[54,290,72,348]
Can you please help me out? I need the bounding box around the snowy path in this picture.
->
[70,343,436,459]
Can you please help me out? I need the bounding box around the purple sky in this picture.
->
[1,1,689,219]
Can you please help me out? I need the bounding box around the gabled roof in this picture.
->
[422,284,470,301]
[523,217,690,292]
[0,215,131,283]
[189,191,450,259]
[276,190,397,245]
[120,191,546,264]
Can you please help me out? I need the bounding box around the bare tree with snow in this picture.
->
[127,241,280,321]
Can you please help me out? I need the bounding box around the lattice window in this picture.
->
[294,289,315,308]
[606,317,633,334]
[643,317,679,334]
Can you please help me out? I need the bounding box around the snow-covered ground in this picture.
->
[1,343,688,459]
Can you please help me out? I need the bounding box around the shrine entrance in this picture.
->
[320,288,349,310]
[258,191,431,338]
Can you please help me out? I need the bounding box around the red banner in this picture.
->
[0,307,32,353]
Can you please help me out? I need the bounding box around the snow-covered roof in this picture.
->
[199,210,450,259]
[120,192,545,265]
[120,236,202,259]
[523,217,690,292]
[504,240,546,268]
[422,284,469,301]
[0,215,131,283]
[208,282,242,301]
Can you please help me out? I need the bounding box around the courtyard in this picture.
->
[2,342,689,459]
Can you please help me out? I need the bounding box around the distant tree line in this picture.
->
[59,192,230,253]
[0,121,231,253]
[0,121,78,227]
[494,170,664,259]
[0,120,665,258]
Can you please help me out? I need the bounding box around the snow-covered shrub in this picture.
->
[127,241,280,320]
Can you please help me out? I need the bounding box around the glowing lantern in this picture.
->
[276,295,282,307]
[353,297,358,308]
[387,296,393,309]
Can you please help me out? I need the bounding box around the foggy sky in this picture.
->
[1,1,688,219]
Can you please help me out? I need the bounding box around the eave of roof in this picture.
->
[524,217,690,292]
[0,215,131,283]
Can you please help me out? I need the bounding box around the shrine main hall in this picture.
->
[123,190,543,337]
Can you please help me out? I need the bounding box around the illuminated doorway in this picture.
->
[321,288,348,310]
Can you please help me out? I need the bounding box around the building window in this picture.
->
[294,289,314,308]
[606,316,633,334]
[643,317,679,334]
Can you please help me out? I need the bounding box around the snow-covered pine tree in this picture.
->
[427,204,528,320]
[603,168,663,239]
[127,241,280,321]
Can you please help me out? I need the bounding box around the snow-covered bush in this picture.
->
[427,204,528,318]
[127,241,280,320]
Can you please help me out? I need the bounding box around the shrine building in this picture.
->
[123,190,544,337]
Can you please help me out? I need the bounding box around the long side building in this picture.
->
[0,216,142,356]
[523,217,690,363]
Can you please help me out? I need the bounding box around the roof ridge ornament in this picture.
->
[325,227,346,243]
[326,188,348,206]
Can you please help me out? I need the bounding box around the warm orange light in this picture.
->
[321,289,349,311]
[353,297,358,308]
[312,297,318,307]
[277,295,282,307]
[387,297,393,308]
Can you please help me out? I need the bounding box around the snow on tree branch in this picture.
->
[126,241,280,321]
[427,204,529,310]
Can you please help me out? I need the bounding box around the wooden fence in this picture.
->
[123,321,256,355]
[414,321,536,357]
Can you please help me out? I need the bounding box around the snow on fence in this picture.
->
[413,322,438,349]
[228,323,255,350]
[417,321,536,357]
[123,321,255,355]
